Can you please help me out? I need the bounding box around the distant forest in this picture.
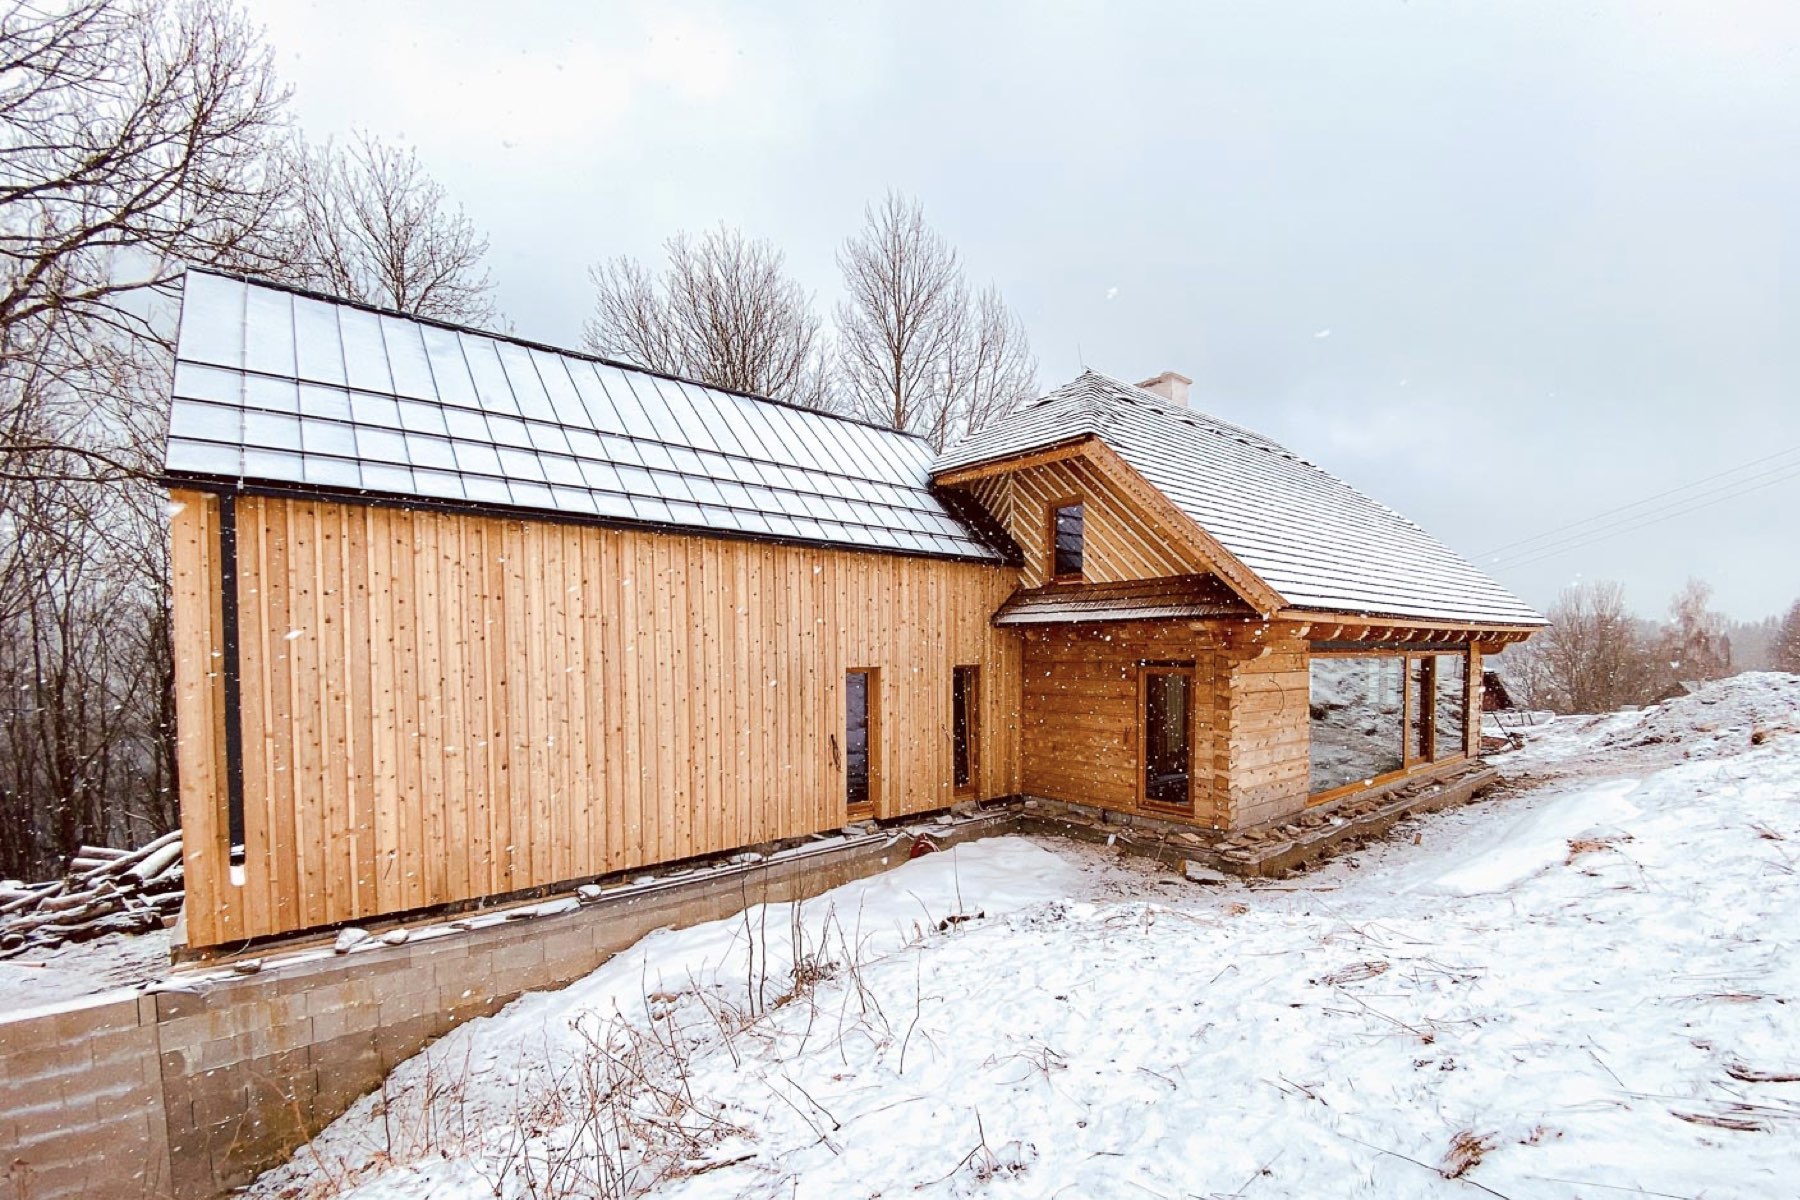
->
[1493,579,1800,714]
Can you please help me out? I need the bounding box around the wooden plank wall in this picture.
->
[962,458,1208,588]
[1019,622,1226,827]
[1220,626,1312,829]
[170,490,1024,948]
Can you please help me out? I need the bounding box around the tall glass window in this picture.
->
[1433,653,1468,760]
[1052,502,1084,578]
[1309,656,1405,794]
[952,665,979,790]
[1143,670,1192,808]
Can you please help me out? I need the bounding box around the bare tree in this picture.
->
[0,328,174,878]
[276,131,496,323]
[1773,599,1800,674]
[1511,581,1661,714]
[0,0,288,876]
[0,0,286,367]
[835,190,1036,449]
[584,225,831,408]
[1657,577,1732,684]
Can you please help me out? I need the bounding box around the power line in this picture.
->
[1488,460,1800,571]
[1479,442,1800,560]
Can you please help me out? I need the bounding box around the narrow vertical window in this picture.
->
[1409,655,1435,762]
[1433,652,1468,759]
[846,669,875,814]
[952,665,979,792]
[1143,668,1192,809]
[1052,501,1084,578]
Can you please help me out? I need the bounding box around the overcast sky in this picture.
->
[242,0,1800,622]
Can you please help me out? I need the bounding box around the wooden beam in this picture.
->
[1277,607,1545,637]
[930,438,1097,487]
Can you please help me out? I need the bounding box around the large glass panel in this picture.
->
[1309,656,1405,793]
[846,671,872,808]
[1144,672,1191,807]
[1434,653,1468,760]
[1053,502,1084,577]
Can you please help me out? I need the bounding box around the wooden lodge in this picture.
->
[163,273,1543,950]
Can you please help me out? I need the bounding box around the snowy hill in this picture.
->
[255,674,1800,1200]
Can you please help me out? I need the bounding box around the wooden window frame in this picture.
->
[844,668,880,819]
[1431,649,1471,762]
[1137,662,1196,815]
[1406,654,1437,768]
[1306,647,1472,807]
[952,664,980,796]
[1047,496,1085,583]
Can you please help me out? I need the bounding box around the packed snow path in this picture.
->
[257,675,1800,1199]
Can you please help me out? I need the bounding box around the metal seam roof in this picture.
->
[164,270,1005,563]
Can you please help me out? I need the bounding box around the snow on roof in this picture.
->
[163,270,1004,563]
[936,370,1545,626]
[992,575,1254,626]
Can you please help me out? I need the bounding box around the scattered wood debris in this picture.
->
[0,831,182,957]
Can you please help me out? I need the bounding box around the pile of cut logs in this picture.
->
[0,831,183,956]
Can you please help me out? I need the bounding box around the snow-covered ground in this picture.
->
[0,927,171,1013]
[251,672,1800,1199]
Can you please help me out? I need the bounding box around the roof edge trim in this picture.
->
[160,472,1012,568]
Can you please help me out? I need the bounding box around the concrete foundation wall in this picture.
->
[0,993,170,1199]
[0,817,1001,1200]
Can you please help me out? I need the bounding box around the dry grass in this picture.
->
[1439,1128,1496,1178]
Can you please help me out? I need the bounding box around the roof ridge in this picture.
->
[181,266,932,445]
[1078,369,1291,452]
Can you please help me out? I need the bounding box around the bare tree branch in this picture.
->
[583,224,833,409]
[270,129,496,323]
[834,190,1036,449]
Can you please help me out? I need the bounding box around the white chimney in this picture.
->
[1137,370,1192,407]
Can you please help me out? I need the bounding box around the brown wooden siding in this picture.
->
[171,490,1023,948]
[1220,628,1312,828]
[1020,622,1226,826]
[964,457,1209,588]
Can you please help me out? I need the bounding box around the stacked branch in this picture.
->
[0,831,182,956]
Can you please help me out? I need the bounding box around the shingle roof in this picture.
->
[936,371,1545,626]
[164,270,1005,563]
[993,575,1254,627]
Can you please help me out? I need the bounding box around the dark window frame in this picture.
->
[1049,498,1084,581]
[952,664,979,793]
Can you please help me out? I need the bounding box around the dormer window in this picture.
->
[1052,500,1084,579]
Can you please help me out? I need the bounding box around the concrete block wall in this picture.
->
[0,814,1003,1200]
[0,994,170,1200]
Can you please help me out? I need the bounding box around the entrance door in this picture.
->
[1142,667,1192,810]
[846,669,876,816]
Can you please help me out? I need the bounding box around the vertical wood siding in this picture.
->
[172,491,1023,948]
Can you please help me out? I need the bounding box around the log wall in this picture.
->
[170,490,1023,948]
[1019,622,1228,827]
